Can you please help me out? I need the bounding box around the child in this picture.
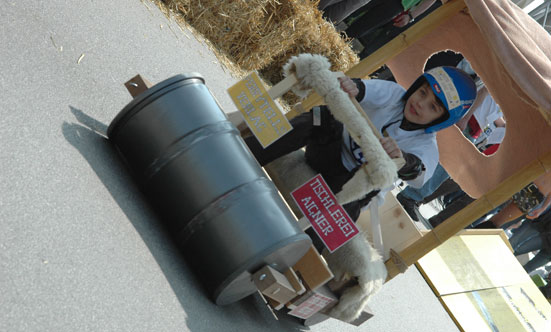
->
[245,66,477,220]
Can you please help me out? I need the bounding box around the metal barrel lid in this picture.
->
[107,73,205,140]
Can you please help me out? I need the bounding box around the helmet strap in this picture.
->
[399,109,450,132]
[399,117,430,131]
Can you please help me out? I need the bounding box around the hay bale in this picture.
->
[162,0,359,85]
[258,1,358,84]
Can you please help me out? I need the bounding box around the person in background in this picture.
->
[476,174,551,229]
[318,0,371,25]
[507,208,551,275]
[357,1,442,60]
[344,0,438,40]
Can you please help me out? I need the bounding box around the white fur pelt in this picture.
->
[280,53,394,322]
[283,53,397,205]
[266,149,315,190]
[266,150,388,322]
[322,234,387,322]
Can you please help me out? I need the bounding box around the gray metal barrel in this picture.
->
[107,74,311,305]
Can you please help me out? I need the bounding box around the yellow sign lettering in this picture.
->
[227,72,292,148]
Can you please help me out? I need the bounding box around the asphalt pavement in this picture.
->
[0,1,458,331]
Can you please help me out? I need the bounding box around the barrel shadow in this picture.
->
[62,106,309,332]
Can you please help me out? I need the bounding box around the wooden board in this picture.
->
[458,229,514,253]
[441,283,551,332]
[284,267,306,296]
[417,234,531,296]
[416,232,551,331]
[292,246,334,291]
[357,192,423,260]
[418,228,514,253]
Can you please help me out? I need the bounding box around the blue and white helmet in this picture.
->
[422,66,477,133]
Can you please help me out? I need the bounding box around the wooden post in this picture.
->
[385,149,551,279]
[267,74,298,100]
[288,0,467,118]
[349,97,406,169]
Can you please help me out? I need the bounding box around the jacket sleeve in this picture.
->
[351,78,366,102]
[398,152,425,181]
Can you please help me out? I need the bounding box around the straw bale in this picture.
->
[161,0,358,84]
[258,1,359,85]
[157,0,359,107]
[161,0,292,69]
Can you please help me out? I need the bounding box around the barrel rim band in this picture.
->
[177,178,274,242]
[107,74,205,140]
[143,121,239,182]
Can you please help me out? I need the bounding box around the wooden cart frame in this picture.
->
[285,0,551,280]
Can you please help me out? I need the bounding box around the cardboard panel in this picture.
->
[417,234,530,296]
[417,232,551,331]
[253,265,297,304]
[287,285,337,319]
[441,283,551,332]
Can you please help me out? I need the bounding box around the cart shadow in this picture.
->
[62,106,309,332]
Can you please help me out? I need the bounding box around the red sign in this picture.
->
[291,174,359,253]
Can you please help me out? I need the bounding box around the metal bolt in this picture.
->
[259,274,267,281]
[130,82,139,87]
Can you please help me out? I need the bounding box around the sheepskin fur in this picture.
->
[278,53,398,322]
[283,53,397,205]
[322,234,387,322]
[266,149,387,322]
[265,149,315,190]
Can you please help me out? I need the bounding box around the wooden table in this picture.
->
[416,230,551,332]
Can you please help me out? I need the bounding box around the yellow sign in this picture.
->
[227,72,292,148]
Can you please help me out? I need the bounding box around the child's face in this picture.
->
[404,83,446,125]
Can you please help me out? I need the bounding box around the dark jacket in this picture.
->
[533,209,551,253]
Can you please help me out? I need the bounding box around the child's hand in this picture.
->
[338,76,358,99]
[379,137,403,159]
